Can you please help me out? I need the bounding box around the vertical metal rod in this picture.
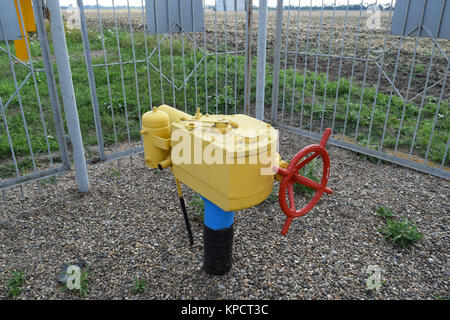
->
[32,0,70,169]
[244,0,253,115]
[365,0,394,163]
[203,1,209,114]
[289,2,303,126]
[255,0,268,121]
[111,0,132,164]
[308,0,325,132]
[47,0,89,192]
[0,97,23,197]
[280,0,293,124]
[408,0,446,162]
[141,0,153,110]
[179,0,188,112]
[153,0,164,104]
[126,0,143,135]
[175,179,194,246]
[96,0,118,150]
[319,1,337,134]
[233,2,238,114]
[214,1,219,114]
[0,16,40,192]
[299,0,314,130]
[270,0,284,124]
[441,135,450,169]
[77,0,105,161]
[16,0,56,192]
[424,61,449,166]
[379,0,411,153]
[393,0,428,157]
[330,0,350,136]
[191,0,199,110]
[342,2,364,138]
[224,0,229,114]
[166,0,177,108]
[353,0,380,144]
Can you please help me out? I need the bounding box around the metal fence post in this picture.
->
[47,0,89,192]
[271,0,284,124]
[77,0,105,161]
[255,0,268,121]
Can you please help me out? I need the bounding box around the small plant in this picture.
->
[379,219,423,249]
[7,270,25,299]
[266,190,278,204]
[376,206,395,219]
[431,294,449,300]
[293,160,319,195]
[414,63,426,75]
[61,267,90,297]
[189,194,204,222]
[131,277,148,293]
[109,169,121,178]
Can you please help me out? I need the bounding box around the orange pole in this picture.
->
[13,0,36,62]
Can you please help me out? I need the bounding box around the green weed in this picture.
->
[131,277,147,293]
[376,206,396,219]
[378,219,423,249]
[61,267,90,297]
[7,270,25,299]
[189,193,204,222]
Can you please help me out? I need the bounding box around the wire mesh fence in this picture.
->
[63,0,258,164]
[0,0,71,199]
[270,0,449,179]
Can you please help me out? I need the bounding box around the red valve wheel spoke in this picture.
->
[278,128,333,236]
[295,152,319,172]
[287,184,295,211]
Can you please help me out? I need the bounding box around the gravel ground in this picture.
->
[0,130,448,300]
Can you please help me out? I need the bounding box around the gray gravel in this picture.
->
[0,131,448,300]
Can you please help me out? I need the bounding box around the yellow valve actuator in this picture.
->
[140,105,279,212]
[140,107,171,168]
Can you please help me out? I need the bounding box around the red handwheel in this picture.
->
[274,128,333,236]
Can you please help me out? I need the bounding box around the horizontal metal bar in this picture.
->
[0,164,70,191]
[275,123,450,180]
[283,50,373,63]
[92,59,147,68]
[85,146,144,165]
[206,50,245,56]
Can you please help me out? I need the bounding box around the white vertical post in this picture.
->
[47,0,89,192]
[255,0,268,121]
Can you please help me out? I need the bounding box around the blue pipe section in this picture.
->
[200,196,234,230]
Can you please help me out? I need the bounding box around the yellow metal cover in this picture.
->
[169,110,278,212]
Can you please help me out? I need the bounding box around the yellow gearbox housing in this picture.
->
[140,105,279,212]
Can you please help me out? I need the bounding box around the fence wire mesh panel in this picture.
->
[270,0,449,179]
[69,0,259,165]
[0,0,71,197]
